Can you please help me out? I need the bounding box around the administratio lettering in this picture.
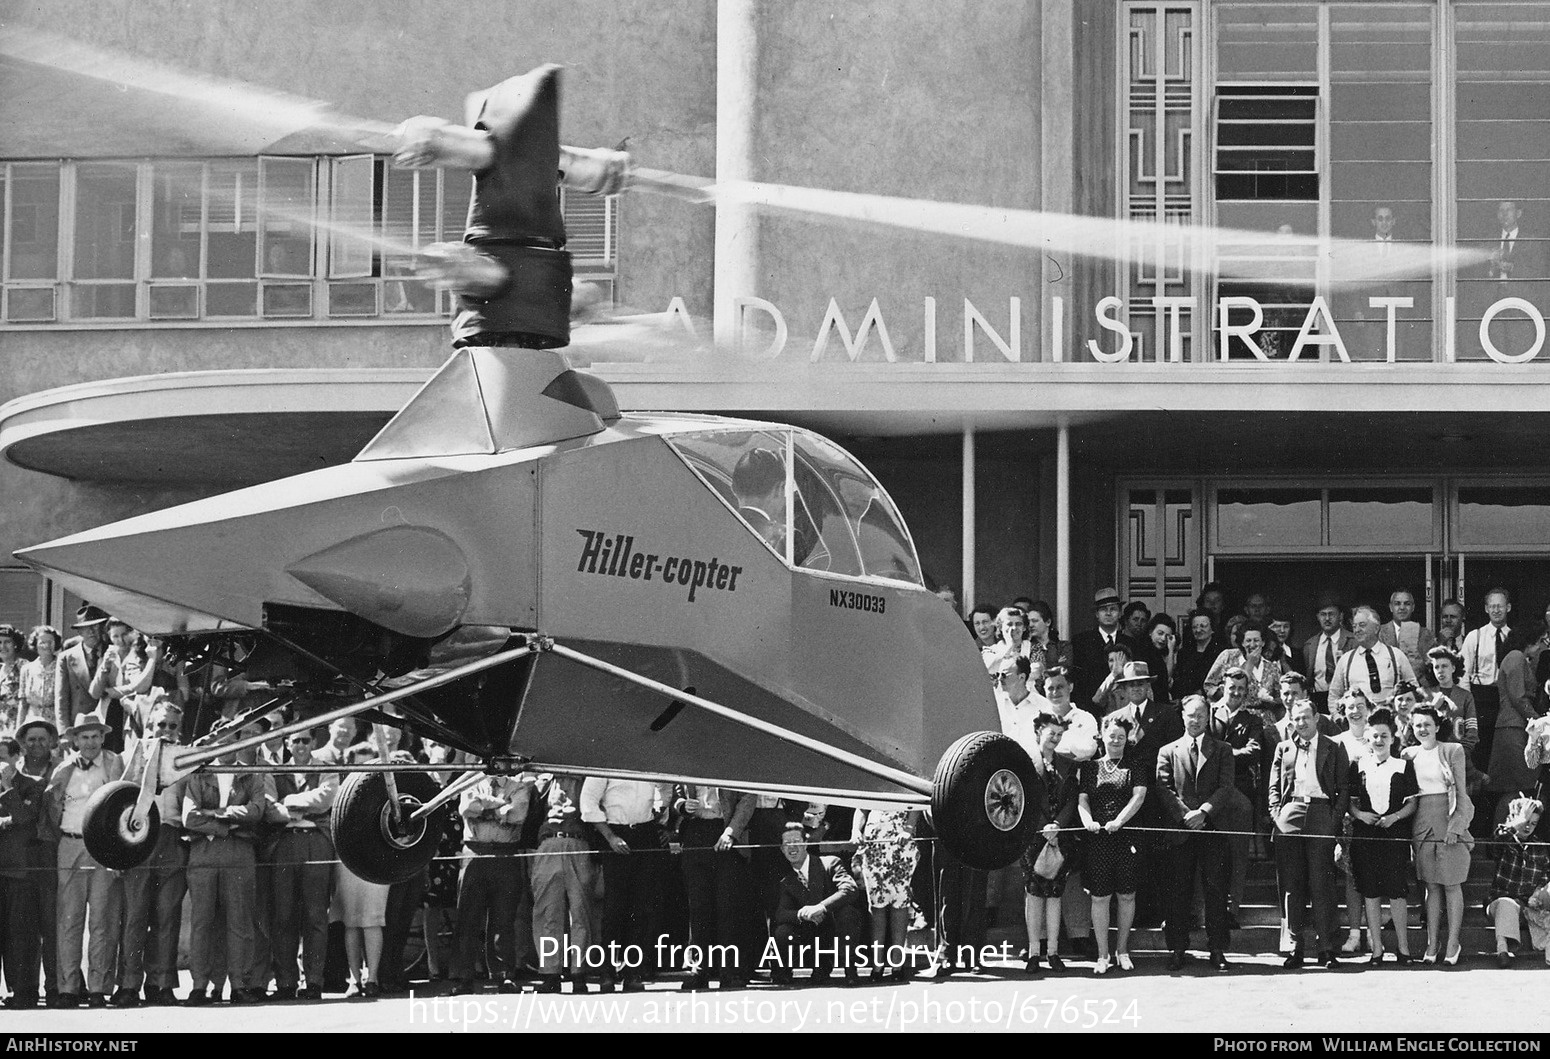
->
[661,294,1548,365]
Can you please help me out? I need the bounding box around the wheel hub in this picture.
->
[114,806,149,843]
[379,797,428,850]
[984,768,1025,832]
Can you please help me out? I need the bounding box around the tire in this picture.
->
[931,731,1037,870]
[82,780,160,871]
[331,771,444,885]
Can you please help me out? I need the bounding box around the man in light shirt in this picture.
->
[1461,587,1514,774]
[1329,605,1417,707]
[581,777,670,991]
[1037,665,1099,764]
[450,773,533,995]
[992,655,1042,760]
[46,712,124,1008]
[1268,701,1350,970]
[115,704,188,1006]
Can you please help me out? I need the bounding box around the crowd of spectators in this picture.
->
[982,582,1550,976]
[4,581,1550,1007]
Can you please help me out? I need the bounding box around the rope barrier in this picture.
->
[5,824,1542,874]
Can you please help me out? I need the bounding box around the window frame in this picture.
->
[0,156,621,329]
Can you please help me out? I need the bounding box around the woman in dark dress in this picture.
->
[1347,708,1418,965]
[1021,713,1077,974]
[1078,715,1149,975]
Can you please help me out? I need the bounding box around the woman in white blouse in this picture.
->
[1333,689,1371,954]
[1402,703,1474,964]
[1347,708,1418,965]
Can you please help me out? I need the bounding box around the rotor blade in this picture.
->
[706,181,1489,286]
[0,24,396,151]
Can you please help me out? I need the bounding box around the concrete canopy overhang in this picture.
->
[4,361,1550,484]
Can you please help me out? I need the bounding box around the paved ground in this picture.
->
[9,952,1549,1034]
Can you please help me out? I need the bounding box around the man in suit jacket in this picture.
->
[1268,701,1351,969]
[1071,588,1136,710]
[1156,695,1249,971]
[769,822,861,985]
[1302,600,1355,715]
[54,607,110,749]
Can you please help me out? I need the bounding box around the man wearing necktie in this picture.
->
[769,822,861,985]
[1329,605,1417,707]
[1071,588,1136,709]
[1156,696,1246,971]
[1302,600,1354,716]
[1461,588,1513,775]
[1269,702,1350,970]
[54,608,110,749]
[1490,201,1525,282]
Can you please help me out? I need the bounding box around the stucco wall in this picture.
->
[755,0,1045,363]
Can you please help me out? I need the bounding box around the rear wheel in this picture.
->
[82,780,160,871]
[332,771,444,885]
[931,732,1036,870]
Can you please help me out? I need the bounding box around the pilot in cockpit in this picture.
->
[731,447,825,568]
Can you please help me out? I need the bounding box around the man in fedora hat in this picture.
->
[56,608,110,749]
[1071,588,1137,709]
[1106,660,1183,929]
[46,711,125,1008]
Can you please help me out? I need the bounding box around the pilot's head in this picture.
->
[732,447,784,514]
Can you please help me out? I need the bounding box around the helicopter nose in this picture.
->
[286,525,471,638]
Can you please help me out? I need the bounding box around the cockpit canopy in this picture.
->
[667,427,923,586]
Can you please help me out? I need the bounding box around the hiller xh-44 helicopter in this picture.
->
[16,62,1035,880]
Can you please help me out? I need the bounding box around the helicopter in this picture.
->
[15,59,1034,880]
[4,32,1475,883]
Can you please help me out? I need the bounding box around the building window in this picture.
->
[1455,2,1550,362]
[1,162,62,322]
[0,156,619,327]
[1207,2,1437,362]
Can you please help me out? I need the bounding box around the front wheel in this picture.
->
[931,732,1036,870]
[331,771,444,885]
[82,780,160,871]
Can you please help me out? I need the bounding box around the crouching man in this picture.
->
[768,821,862,986]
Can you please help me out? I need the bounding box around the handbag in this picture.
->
[1031,838,1064,880]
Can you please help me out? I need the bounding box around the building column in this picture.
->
[713,0,759,352]
[1039,0,1074,362]
[961,426,976,613]
[1056,422,1071,641]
